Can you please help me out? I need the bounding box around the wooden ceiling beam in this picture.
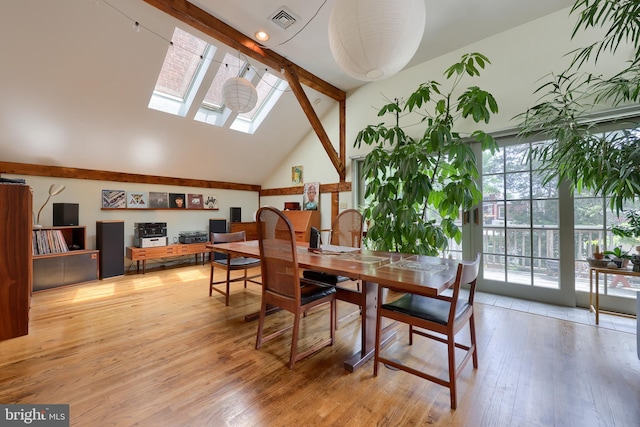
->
[0,161,259,191]
[283,64,345,179]
[143,0,345,102]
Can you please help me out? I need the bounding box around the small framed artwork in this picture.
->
[292,165,303,185]
[127,191,148,208]
[169,193,186,209]
[187,194,203,209]
[204,195,219,210]
[149,192,169,209]
[102,190,126,209]
[303,182,319,210]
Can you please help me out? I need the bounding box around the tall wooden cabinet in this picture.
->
[0,184,32,341]
[283,210,320,242]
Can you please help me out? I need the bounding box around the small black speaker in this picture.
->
[230,207,241,223]
[53,203,79,226]
[209,218,227,261]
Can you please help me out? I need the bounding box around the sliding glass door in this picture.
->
[474,137,575,306]
[473,125,639,313]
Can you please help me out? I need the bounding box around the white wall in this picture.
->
[9,7,635,251]
[261,5,634,227]
[6,174,258,269]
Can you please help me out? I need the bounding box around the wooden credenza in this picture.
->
[0,184,32,341]
[126,243,211,274]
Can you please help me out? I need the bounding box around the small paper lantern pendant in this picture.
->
[223,77,258,113]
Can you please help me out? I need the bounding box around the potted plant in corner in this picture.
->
[354,53,499,255]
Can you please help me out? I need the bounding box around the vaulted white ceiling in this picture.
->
[0,0,574,186]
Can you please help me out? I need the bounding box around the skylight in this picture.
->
[149,27,287,134]
[148,27,212,116]
[201,53,246,111]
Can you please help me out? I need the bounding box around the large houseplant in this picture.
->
[518,0,640,213]
[354,53,498,255]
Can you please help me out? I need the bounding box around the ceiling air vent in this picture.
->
[271,7,297,30]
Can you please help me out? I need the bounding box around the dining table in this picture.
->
[208,240,461,372]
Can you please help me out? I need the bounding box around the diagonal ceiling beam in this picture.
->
[143,0,347,181]
[143,0,345,102]
[283,64,344,178]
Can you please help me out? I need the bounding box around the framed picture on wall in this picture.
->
[303,182,319,210]
[169,193,186,209]
[148,192,169,208]
[127,191,148,208]
[187,194,203,209]
[204,195,219,210]
[102,190,125,209]
[292,165,303,185]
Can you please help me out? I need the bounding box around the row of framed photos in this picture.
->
[102,190,219,210]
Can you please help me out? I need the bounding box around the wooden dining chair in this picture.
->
[374,253,481,410]
[302,209,363,327]
[209,231,261,306]
[255,206,336,369]
[329,209,364,248]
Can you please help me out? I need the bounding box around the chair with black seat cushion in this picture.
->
[255,206,336,369]
[209,231,261,306]
[374,253,481,410]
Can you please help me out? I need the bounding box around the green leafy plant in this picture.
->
[354,53,498,255]
[518,0,640,213]
[611,209,640,239]
[603,246,631,260]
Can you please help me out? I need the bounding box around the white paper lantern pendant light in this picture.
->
[328,0,426,81]
[223,76,258,113]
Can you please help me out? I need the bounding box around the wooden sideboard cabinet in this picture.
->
[32,226,99,291]
[126,243,211,274]
[0,184,32,341]
[283,210,320,242]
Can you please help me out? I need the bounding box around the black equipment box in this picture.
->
[179,231,208,244]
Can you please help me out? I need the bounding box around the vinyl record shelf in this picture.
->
[32,226,99,291]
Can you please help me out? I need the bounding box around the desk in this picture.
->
[589,266,639,325]
[209,240,459,372]
[127,243,211,274]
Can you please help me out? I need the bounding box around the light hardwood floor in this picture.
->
[1,264,638,426]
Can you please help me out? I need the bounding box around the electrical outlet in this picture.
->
[340,202,347,209]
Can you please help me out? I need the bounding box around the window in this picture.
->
[482,141,560,288]
[149,27,287,133]
[148,27,212,116]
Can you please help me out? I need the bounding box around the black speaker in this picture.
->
[230,207,241,223]
[96,220,124,279]
[53,203,79,226]
[209,218,227,261]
